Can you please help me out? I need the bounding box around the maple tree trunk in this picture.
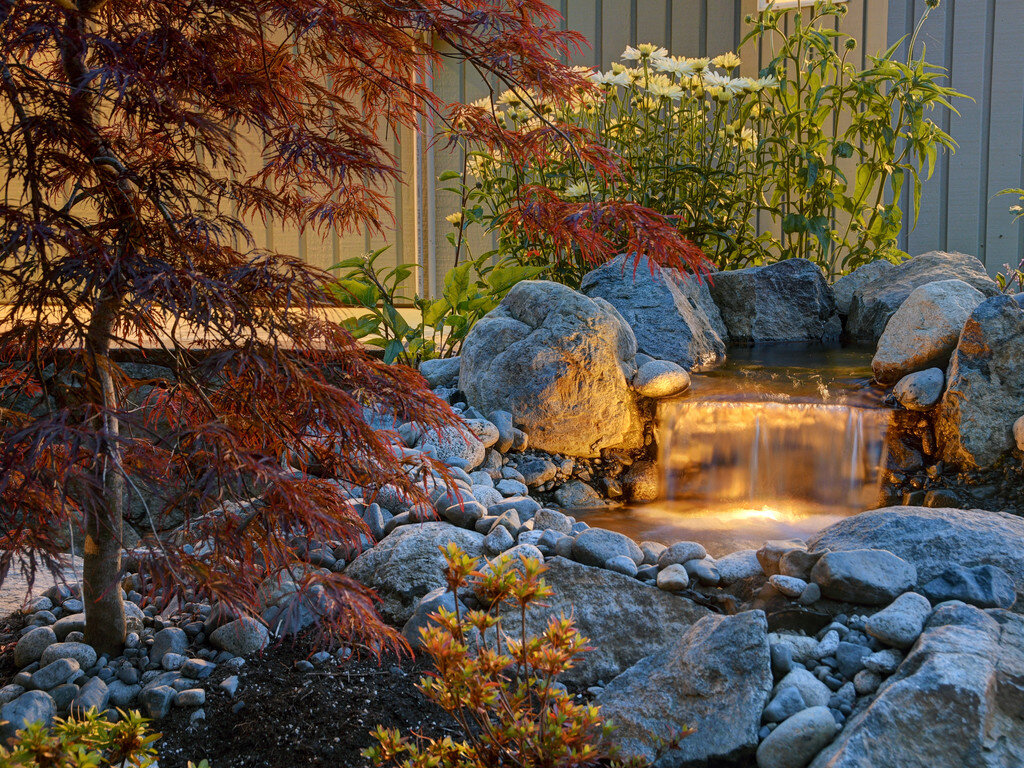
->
[61,6,128,656]
[82,296,127,657]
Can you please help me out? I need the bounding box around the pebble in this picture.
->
[814,630,840,659]
[853,669,882,695]
[294,660,314,672]
[769,575,808,598]
[483,524,514,555]
[161,653,187,671]
[762,686,807,723]
[684,559,721,586]
[770,643,794,679]
[639,541,667,566]
[175,688,206,707]
[219,676,240,698]
[834,641,871,679]
[139,685,176,719]
[656,564,690,592]
[863,648,903,675]
[865,592,932,649]
[773,669,831,708]
[604,555,638,577]
[657,541,707,568]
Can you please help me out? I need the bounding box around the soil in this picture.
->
[157,639,461,768]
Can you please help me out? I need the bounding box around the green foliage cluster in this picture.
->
[995,188,1024,292]
[452,0,962,277]
[331,248,544,365]
[0,709,208,768]
[364,544,685,767]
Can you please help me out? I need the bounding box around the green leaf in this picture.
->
[382,303,411,339]
[438,170,461,181]
[443,263,473,305]
[383,339,405,365]
[782,213,809,234]
[334,279,378,308]
[835,141,854,159]
[422,298,450,328]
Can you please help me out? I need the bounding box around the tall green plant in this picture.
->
[331,248,544,365]
[748,0,963,273]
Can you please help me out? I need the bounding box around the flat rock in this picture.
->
[846,251,999,343]
[581,254,727,371]
[810,603,1024,767]
[808,507,1024,611]
[871,279,985,384]
[459,280,643,457]
[709,259,840,344]
[811,549,916,605]
[596,611,771,767]
[345,522,484,624]
[496,557,710,685]
[936,295,1024,468]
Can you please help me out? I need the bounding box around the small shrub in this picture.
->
[364,544,689,768]
[0,708,208,768]
[996,188,1024,293]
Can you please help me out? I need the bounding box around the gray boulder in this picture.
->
[580,255,726,371]
[496,557,710,685]
[595,612,771,767]
[458,280,644,457]
[845,251,999,343]
[920,565,1016,609]
[208,617,269,657]
[418,357,461,388]
[808,507,1024,611]
[810,549,916,605]
[14,626,57,668]
[419,425,485,471]
[936,295,1024,468]
[0,691,56,741]
[871,279,986,384]
[709,259,840,344]
[150,627,188,664]
[832,260,896,316]
[893,368,944,410]
[344,522,484,624]
[809,603,1024,768]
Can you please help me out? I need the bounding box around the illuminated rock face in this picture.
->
[936,295,1024,468]
[458,280,644,457]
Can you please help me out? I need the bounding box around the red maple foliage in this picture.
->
[0,0,705,656]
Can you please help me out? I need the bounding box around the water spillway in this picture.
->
[581,346,894,555]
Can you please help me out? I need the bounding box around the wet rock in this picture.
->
[710,259,840,344]
[596,612,771,767]
[581,254,727,371]
[622,461,659,503]
[631,359,691,398]
[872,279,986,384]
[459,280,643,457]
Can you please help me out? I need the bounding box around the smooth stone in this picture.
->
[756,706,839,768]
[762,686,808,724]
[175,688,206,707]
[772,669,831,708]
[834,642,871,679]
[657,564,690,592]
[811,550,917,605]
[39,642,96,670]
[864,592,933,649]
[852,670,882,695]
[605,555,639,577]
[640,541,667,566]
[31,658,80,691]
[0,691,56,741]
[798,583,822,606]
[893,368,945,411]
[572,528,643,567]
[771,575,809,598]
[150,627,189,663]
[758,540,807,577]
[658,541,708,568]
[14,626,57,668]
[138,685,175,719]
[716,550,764,585]
[779,550,825,581]
[863,648,903,675]
[209,617,269,657]
[70,676,109,717]
[632,359,691,399]
[532,508,573,535]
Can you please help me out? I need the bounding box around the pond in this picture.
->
[580,344,893,556]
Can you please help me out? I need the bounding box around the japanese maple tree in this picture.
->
[0,0,705,656]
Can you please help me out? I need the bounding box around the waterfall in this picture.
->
[659,399,892,515]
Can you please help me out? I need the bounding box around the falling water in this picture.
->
[579,346,894,555]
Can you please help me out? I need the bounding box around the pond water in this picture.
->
[579,344,893,557]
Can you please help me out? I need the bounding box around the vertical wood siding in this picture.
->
[889,0,1024,274]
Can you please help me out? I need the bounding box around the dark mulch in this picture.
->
[157,641,461,768]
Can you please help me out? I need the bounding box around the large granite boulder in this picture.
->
[871,279,986,384]
[344,523,484,624]
[936,295,1024,468]
[458,280,643,457]
[808,507,1024,609]
[580,255,726,371]
[496,556,710,686]
[708,259,840,344]
[595,611,771,767]
[845,251,999,343]
[832,260,896,316]
[810,603,1024,768]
